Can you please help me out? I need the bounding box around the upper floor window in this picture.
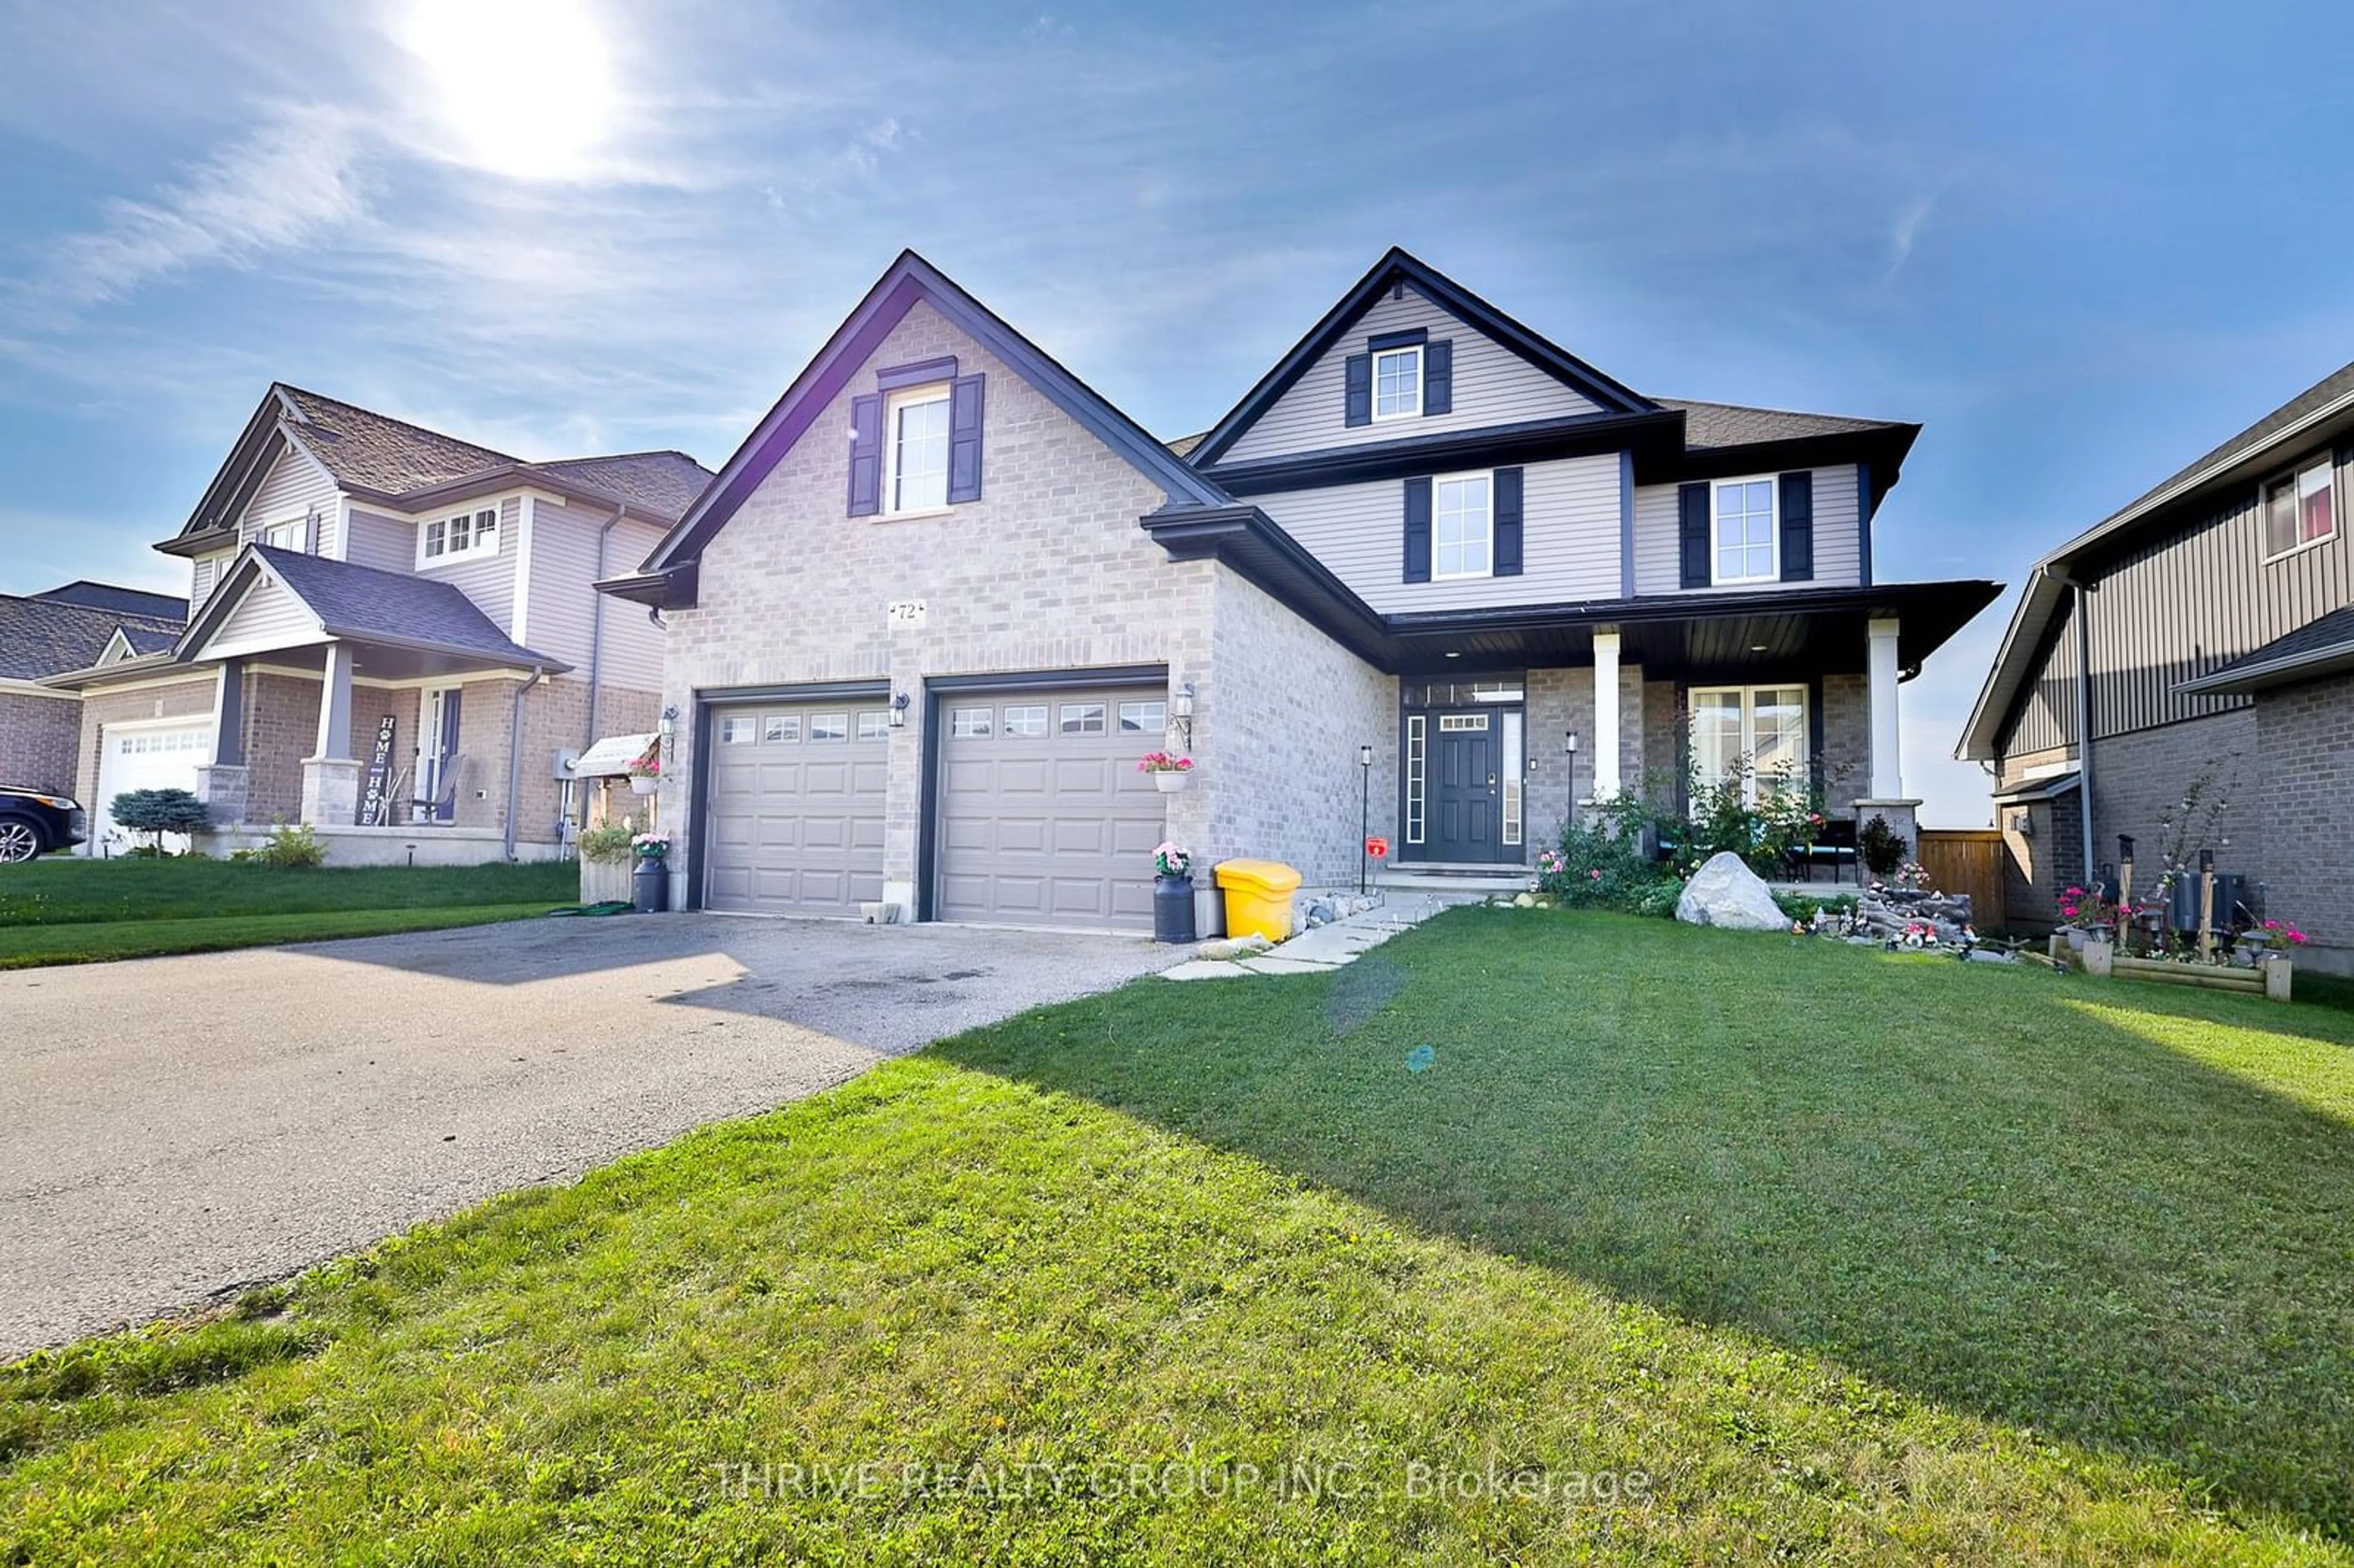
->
[424,506,499,563]
[1434,472,1493,579]
[2264,459,2337,558]
[886,386,951,514]
[1373,346,1422,421]
[259,519,307,552]
[1712,478,1777,585]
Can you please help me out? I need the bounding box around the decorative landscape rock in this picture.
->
[1854,885,1975,945]
[1198,934,1274,961]
[1674,852,1789,933]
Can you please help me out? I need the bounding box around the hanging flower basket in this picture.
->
[627,753,661,796]
[1138,751,1194,793]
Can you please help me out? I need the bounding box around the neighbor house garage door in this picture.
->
[935,684,1169,930]
[703,699,889,915]
[93,718,211,854]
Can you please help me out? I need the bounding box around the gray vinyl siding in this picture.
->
[1258,452,1622,612]
[1631,465,1863,595]
[189,552,231,617]
[345,508,416,574]
[523,500,665,687]
[1223,284,1600,463]
[411,495,522,635]
[211,574,319,652]
[1995,438,2354,759]
[238,446,341,555]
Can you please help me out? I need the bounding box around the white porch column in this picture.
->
[300,642,362,826]
[1591,629,1622,800]
[1866,617,1902,799]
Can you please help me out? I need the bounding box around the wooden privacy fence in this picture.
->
[1917,829,2007,932]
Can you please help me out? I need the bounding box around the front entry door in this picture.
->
[1431,712,1499,861]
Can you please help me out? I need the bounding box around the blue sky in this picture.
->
[2,1,2347,824]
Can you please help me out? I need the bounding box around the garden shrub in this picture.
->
[252,820,326,868]
[1536,804,1685,917]
[577,824,634,864]
[1860,814,1908,878]
[109,788,211,855]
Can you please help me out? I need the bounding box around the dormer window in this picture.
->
[422,506,499,563]
[885,385,952,514]
[1373,345,1422,421]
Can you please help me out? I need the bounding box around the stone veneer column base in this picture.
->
[193,764,249,826]
[301,758,364,827]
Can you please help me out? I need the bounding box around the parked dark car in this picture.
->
[0,786,86,861]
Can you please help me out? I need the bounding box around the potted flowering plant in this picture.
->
[1138,751,1195,793]
[2058,884,2116,951]
[1151,841,1196,943]
[630,830,671,913]
[2239,918,2309,964]
[627,750,661,797]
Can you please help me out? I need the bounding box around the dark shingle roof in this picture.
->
[2107,361,2354,527]
[118,625,181,655]
[528,452,711,517]
[0,596,185,681]
[1653,398,1909,450]
[253,546,562,668]
[2176,601,2354,696]
[277,386,521,494]
[35,582,189,619]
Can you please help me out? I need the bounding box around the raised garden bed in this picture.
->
[2055,934,2293,1002]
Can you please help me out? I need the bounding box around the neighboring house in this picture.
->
[47,386,711,861]
[1960,360,2354,967]
[0,583,187,796]
[607,249,1999,931]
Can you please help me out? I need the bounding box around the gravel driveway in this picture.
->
[0,915,1182,1358]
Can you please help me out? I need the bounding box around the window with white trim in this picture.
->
[1058,702,1107,736]
[950,706,993,739]
[423,506,499,563]
[1689,685,1808,805]
[762,715,801,744]
[1434,473,1492,579]
[1373,346,1422,421]
[885,386,951,513]
[808,712,848,742]
[1712,478,1777,585]
[2264,459,2337,558]
[856,710,891,741]
[1117,700,1166,733]
[260,519,307,552]
[718,715,755,744]
[1003,705,1048,737]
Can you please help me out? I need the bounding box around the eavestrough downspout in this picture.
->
[2053,569,2098,888]
[505,664,548,862]
[582,503,628,766]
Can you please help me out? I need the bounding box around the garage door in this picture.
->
[703,701,889,915]
[94,719,211,854]
[936,685,1169,929]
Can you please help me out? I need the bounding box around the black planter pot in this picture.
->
[633,856,669,914]
[1152,875,1197,943]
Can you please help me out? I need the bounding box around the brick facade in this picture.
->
[72,677,219,821]
[0,692,82,795]
[2255,672,2354,972]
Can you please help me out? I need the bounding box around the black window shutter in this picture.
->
[1403,476,1432,582]
[947,375,986,504]
[1778,470,1813,582]
[848,394,882,516]
[1678,481,1710,588]
[1344,353,1372,427]
[1492,466,1523,576]
[1423,340,1453,416]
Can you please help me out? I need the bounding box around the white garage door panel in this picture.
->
[936,683,1168,931]
[93,720,211,854]
[703,701,889,916]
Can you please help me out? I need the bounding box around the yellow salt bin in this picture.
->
[1214,858,1303,942]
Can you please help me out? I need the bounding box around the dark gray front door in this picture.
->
[1431,712,1499,861]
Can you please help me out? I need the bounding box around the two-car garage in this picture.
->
[698,676,1170,931]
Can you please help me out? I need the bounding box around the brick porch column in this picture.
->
[193,658,249,825]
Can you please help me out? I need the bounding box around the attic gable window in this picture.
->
[1373,345,1422,421]
[422,506,500,563]
[2264,459,2337,559]
[886,385,952,513]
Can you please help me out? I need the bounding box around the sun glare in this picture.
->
[396,0,618,180]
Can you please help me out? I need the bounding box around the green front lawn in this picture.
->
[0,859,577,967]
[7,910,2354,1562]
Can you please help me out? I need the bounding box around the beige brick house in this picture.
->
[50,387,709,862]
[608,250,1999,930]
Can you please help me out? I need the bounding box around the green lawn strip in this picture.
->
[0,859,577,928]
[5,908,2353,1561]
[0,904,557,969]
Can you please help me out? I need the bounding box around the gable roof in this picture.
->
[178,546,565,671]
[1655,398,1910,450]
[1186,248,1660,468]
[0,593,186,682]
[1959,358,2354,759]
[2175,599,2354,698]
[619,250,1228,606]
[164,387,713,555]
[34,581,190,620]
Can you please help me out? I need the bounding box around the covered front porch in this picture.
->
[1384,582,2000,869]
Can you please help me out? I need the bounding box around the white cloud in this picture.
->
[29,104,365,313]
